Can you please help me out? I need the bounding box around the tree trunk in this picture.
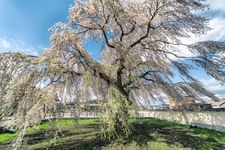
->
[101,84,132,138]
[114,100,130,135]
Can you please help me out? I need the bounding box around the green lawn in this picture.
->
[0,118,225,150]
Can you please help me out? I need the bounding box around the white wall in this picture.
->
[138,111,225,132]
[2,111,225,132]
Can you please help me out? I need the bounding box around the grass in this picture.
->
[0,118,225,150]
[0,133,17,144]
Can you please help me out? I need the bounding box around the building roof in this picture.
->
[208,99,225,107]
[219,101,225,106]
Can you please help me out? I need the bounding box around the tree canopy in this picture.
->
[0,0,225,148]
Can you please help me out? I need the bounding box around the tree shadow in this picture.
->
[24,123,110,150]
[125,118,225,149]
[44,138,110,150]
[21,119,225,150]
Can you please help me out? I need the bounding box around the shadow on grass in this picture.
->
[45,138,110,150]
[125,118,225,149]
[22,118,225,150]
[25,123,111,150]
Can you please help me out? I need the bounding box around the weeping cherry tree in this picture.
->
[0,0,225,147]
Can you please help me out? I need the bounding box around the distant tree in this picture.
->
[1,0,225,147]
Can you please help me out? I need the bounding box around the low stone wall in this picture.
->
[138,111,225,132]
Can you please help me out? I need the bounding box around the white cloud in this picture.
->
[208,18,225,41]
[206,0,225,15]
[191,0,225,42]
[201,78,225,98]
[169,1,225,59]
[0,38,11,49]
[0,36,43,56]
[170,18,225,59]
[181,18,225,45]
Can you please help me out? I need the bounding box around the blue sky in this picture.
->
[0,0,74,55]
[0,0,224,97]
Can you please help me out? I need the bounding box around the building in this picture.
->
[169,96,195,110]
[208,99,225,109]
[139,104,169,110]
[221,101,225,108]
[169,96,212,110]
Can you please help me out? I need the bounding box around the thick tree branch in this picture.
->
[101,26,115,48]
[129,21,154,48]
